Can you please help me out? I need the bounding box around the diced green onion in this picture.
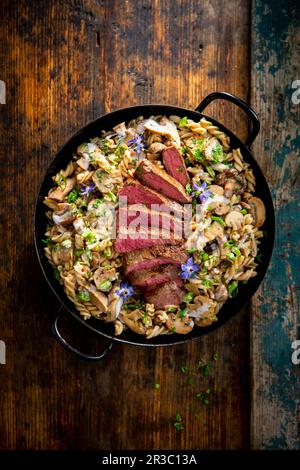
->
[179,116,188,128]
[211,216,226,226]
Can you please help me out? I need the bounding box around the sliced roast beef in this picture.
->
[123,245,188,274]
[128,264,180,288]
[118,204,183,236]
[115,226,182,253]
[134,160,191,204]
[162,146,189,187]
[143,279,185,308]
[118,181,185,217]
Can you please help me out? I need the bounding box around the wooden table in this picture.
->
[0,0,299,450]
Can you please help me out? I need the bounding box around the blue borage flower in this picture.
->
[116,281,134,301]
[128,134,145,157]
[192,181,212,203]
[180,257,199,280]
[80,183,96,196]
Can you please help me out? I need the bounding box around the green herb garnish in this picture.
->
[107,191,117,203]
[67,189,79,203]
[174,414,184,431]
[167,306,177,313]
[185,182,192,194]
[206,166,215,178]
[179,116,188,128]
[183,292,194,303]
[228,281,238,297]
[77,291,90,302]
[240,208,248,215]
[211,216,226,226]
[152,383,160,390]
[42,237,51,246]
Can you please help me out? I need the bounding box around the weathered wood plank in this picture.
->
[250,0,300,449]
[0,0,251,450]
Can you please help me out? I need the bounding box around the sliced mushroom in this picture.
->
[77,142,98,157]
[208,185,224,196]
[53,203,76,225]
[86,286,108,312]
[204,221,224,241]
[93,267,117,291]
[165,313,194,334]
[103,286,123,322]
[113,121,127,137]
[73,217,86,234]
[210,201,230,215]
[120,309,147,335]
[216,169,246,198]
[188,295,217,327]
[216,235,230,260]
[52,244,73,266]
[225,211,244,230]
[43,197,59,210]
[77,156,90,171]
[48,177,76,202]
[92,171,114,194]
[144,118,181,147]
[147,142,167,153]
[213,284,228,302]
[248,197,266,228]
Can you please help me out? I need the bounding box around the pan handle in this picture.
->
[52,307,113,361]
[195,91,260,147]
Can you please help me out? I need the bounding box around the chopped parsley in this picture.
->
[77,291,90,302]
[82,229,97,244]
[180,365,188,374]
[240,208,248,215]
[179,308,188,318]
[42,237,51,246]
[174,414,184,431]
[196,389,211,405]
[193,148,204,162]
[92,198,103,208]
[183,292,194,303]
[185,182,192,194]
[67,188,79,203]
[199,251,209,262]
[152,383,160,390]
[212,141,223,161]
[166,306,177,313]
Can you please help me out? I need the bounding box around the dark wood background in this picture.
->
[0,0,299,450]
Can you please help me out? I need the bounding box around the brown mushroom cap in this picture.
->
[165,313,194,334]
[248,197,266,228]
[225,210,244,230]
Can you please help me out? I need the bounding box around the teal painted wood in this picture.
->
[251,0,300,449]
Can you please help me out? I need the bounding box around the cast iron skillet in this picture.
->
[34,92,275,360]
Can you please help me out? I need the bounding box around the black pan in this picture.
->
[34,92,275,360]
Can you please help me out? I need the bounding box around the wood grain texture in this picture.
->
[250,0,300,450]
[0,0,251,450]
